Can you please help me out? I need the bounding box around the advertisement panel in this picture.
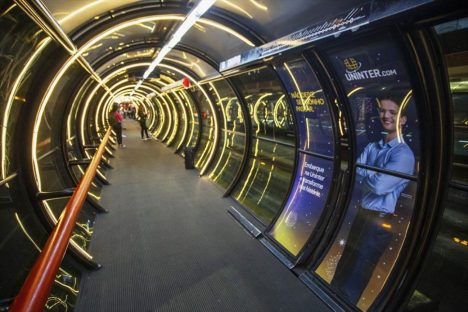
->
[315,36,420,310]
[327,36,420,161]
[276,60,334,156]
[270,154,333,256]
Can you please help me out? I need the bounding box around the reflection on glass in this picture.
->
[207,80,246,188]
[165,94,179,145]
[232,67,295,144]
[405,17,468,311]
[191,88,215,169]
[229,67,295,224]
[267,59,336,256]
[276,60,334,155]
[316,173,416,310]
[233,139,294,224]
[209,131,245,189]
[43,198,95,252]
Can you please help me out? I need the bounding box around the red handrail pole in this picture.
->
[10,127,112,312]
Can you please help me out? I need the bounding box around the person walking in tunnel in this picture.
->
[109,103,126,148]
[331,95,415,305]
[138,109,150,140]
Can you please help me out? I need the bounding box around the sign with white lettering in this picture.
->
[276,60,334,156]
[220,4,370,72]
[327,35,420,161]
[269,154,333,256]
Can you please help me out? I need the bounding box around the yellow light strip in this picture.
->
[33,12,248,184]
[253,93,272,133]
[42,201,94,260]
[236,138,259,200]
[221,0,254,18]
[15,213,41,252]
[57,0,103,24]
[257,162,274,204]
[347,86,364,97]
[165,57,207,76]
[165,93,179,145]
[273,95,286,127]
[196,125,214,168]
[149,63,220,175]
[1,3,17,17]
[396,90,413,143]
[199,19,255,46]
[153,98,166,137]
[179,91,196,146]
[171,91,188,150]
[207,82,228,178]
[250,0,268,10]
[2,37,51,178]
[158,94,173,141]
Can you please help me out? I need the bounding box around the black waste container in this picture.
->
[184,147,195,169]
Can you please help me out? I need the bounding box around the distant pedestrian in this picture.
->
[109,103,126,148]
[138,109,150,140]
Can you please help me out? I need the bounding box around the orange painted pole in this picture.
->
[10,127,112,312]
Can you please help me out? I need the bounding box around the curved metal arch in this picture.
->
[90,40,220,73]
[70,4,264,49]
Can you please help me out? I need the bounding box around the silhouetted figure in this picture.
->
[109,103,126,148]
[138,109,150,140]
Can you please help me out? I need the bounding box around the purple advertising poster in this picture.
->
[276,59,334,156]
[269,153,333,256]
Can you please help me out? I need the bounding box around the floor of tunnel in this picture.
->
[75,119,331,312]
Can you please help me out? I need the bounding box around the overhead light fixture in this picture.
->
[136,0,217,90]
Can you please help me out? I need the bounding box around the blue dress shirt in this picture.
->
[356,137,415,213]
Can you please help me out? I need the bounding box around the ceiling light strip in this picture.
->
[136,0,217,88]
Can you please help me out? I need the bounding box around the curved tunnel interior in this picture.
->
[1,1,467,311]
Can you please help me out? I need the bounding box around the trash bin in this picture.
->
[184,147,195,169]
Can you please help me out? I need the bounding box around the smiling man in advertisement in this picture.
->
[331,95,415,304]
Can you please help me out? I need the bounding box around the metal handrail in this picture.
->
[9,127,112,312]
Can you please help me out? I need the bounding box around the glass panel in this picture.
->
[315,35,420,310]
[269,153,333,256]
[154,97,171,140]
[267,58,336,256]
[316,172,417,310]
[209,131,246,189]
[329,39,421,171]
[0,2,49,177]
[232,67,295,144]
[276,59,334,156]
[180,90,200,149]
[0,4,82,309]
[165,93,180,146]
[405,17,468,311]
[438,21,468,184]
[191,87,215,169]
[207,79,246,188]
[169,92,187,149]
[405,188,468,311]
[0,182,44,300]
[211,80,246,133]
[233,138,295,224]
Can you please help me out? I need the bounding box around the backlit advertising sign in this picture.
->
[269,59,335,256]
[276,60,334,156]
[270,154,333,256]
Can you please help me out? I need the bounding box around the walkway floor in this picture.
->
[75,120,331,312]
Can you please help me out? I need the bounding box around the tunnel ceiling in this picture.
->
[40,0,367,73]
[28,0,371,108]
